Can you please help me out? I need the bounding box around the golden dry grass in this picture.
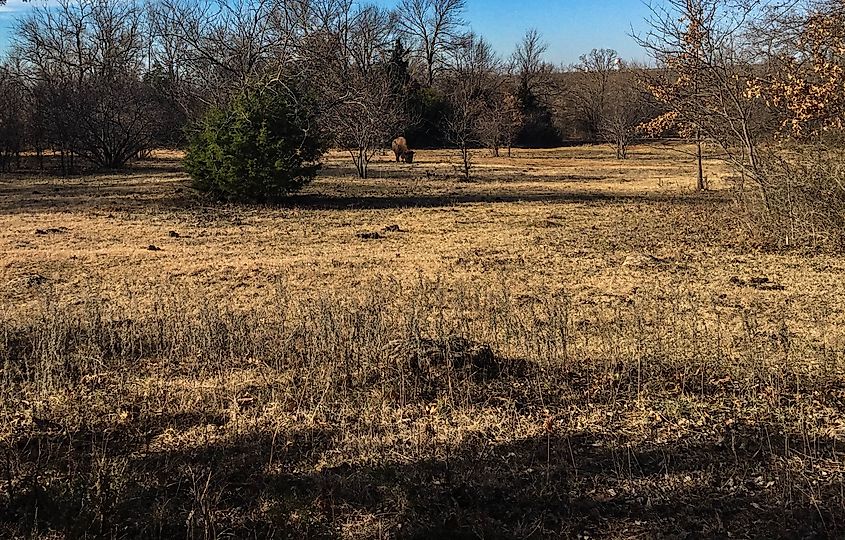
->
[2,143,845,538]
[1,144,841,313]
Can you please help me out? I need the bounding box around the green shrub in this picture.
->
[186,83,326,202]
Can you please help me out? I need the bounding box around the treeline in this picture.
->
[0,0,666,174]
[0,0,844,248]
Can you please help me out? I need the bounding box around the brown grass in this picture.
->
[1,143,844,538]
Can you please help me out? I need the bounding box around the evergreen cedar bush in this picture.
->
[186,84,326,202]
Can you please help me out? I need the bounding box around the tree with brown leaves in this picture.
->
[754,2,845,138]
[638,0,770,195]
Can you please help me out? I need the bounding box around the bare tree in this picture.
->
[322,4,406,178]
[510,28,561,146]
[15,0,165,170]
[149,0,294,111]
[637,0,772,197]
[597,69,656,159]
[334,73,405,178]
[575,48,619,140]
[395,0,467,87]
[512,29,559,107]
[443,33,499,180]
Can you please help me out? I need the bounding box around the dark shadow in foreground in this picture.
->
[2,417,841,539]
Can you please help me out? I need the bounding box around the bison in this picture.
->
[391,137,414,163]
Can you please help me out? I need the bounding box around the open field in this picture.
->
[2,144,845,538]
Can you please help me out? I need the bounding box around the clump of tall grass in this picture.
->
[2,277,842,413]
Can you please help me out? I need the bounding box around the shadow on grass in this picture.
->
[0,181,724,216]
[0,157,728,216]
[3,416,841,538]
[281,190,723,211]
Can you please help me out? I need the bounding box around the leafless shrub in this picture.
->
[740,148,845,250]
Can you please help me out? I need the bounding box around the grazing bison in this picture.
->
[391,137,414,163]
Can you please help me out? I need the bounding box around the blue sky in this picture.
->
[0,0,651,65]
[453,0,652,65]
[0,0,29,50]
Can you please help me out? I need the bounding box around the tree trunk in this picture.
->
[616,138,627,160]
[460,145,471,181]
[696,129,704,191]
[353,148,368,179]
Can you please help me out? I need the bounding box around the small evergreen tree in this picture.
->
[386,38,412,91]
[186,84,325,202]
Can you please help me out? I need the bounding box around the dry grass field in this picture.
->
[2,144,845,538]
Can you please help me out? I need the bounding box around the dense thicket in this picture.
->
[13,1,170,171]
